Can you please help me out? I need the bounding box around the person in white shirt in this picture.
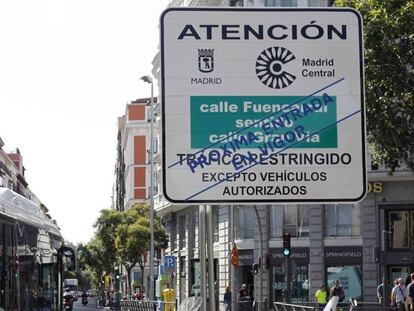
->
[405,273,414,311]
[391,278,406,311]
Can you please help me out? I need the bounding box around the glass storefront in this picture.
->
[389,266,411,284]
[271,264,309,303]
[327,266,362,301]
[292,265,309,303]
[189,258,219,302]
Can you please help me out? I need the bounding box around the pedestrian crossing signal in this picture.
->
[252,263,259,275]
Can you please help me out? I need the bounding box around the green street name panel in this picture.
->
[160,7,366,203]
[190,95,338,149]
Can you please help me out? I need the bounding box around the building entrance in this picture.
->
[389,266,413,285]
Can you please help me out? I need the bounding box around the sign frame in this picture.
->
[160,7,366,204]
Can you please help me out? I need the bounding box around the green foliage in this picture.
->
[63,271,77,280]
[79,237,113,289]
[93,209,124,270]
[114,204,168,294]
[82,204,168,293]
[336,0,414,170]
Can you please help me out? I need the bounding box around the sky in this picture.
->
[0,0,170,244]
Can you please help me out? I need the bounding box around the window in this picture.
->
[179,215,186,249]
[270,205,309,238]
[190,208,196,247]
[271,265,308,303]
[325,204,361,237]
[212,206,219,243]
[308,0,324,6]
[230,0,244,6]
[170,218,177,251]
[235,206,255,239]
[265,0,298,6]
[388,210,412,249]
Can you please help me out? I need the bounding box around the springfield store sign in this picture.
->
[161,8,366,203]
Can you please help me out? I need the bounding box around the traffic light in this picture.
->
[283,233,291,256]
[115,269,120,290]
[252,263,259,275]
[11,254,19,277]
[265,253,271,269]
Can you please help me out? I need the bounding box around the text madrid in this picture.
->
[177,22,347,41]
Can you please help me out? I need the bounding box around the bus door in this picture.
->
[0,220,19,311]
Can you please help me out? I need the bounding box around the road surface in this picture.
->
[73,297,97,310]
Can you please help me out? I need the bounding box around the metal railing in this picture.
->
[274,302,316,311]
[346,301,396,311]
[117,300,179,311]
[119,300,157,311]
[273,300,396,311]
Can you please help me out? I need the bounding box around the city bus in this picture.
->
[0,188,76,311]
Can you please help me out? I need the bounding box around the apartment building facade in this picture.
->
[114,97,161,294]
[114,97,160,212]
[0,137,41,205]
[155,167,414,307]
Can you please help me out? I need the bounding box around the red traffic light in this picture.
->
[283,233,291,248]
[265,253,271,269]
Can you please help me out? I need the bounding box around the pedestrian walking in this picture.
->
[237,284,250,311]
[377,278,384,303]
[224,286,232,311]
[315,285,327,309]
[237,284,249,301]
[391,278,406,311]
[163,283,175,311]
[406,273,414,311]
[329,280,345,302]
[329,280,345,311]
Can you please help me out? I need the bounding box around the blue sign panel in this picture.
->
[164,256,176,272]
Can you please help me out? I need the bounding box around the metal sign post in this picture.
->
[253,206,263,311]
[199,205,207,311]
[206,205,216,311]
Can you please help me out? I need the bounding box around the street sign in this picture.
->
[231,243,239,267]
[161,7,366,203]
[164,255,176,273]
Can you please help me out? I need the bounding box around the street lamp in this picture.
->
[140,75,155,302]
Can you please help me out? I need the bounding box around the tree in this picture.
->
[75,243,93,289]
[93,208,123,273]
[335,0,414,170]
[80,237,112,290]
[115,221,149,295]
[115,204,168,295]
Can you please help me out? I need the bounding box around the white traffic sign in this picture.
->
[160,8,366,203]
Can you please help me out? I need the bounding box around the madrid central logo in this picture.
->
[255,46,296,89]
